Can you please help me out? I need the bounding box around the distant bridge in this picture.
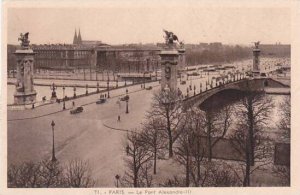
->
[183,77,289,109]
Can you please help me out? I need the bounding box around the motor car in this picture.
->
[96,98,106,104]
[70,106,83,114]
[145,86,152,90]
[180,81,186,85]
[120,95,129,101]
[260,73,267,77]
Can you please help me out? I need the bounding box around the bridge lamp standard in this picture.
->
[51,120,57,162]
[96,82,100,93]
[115,174,120,188]
[86,84,89,95]
[200,82,202,93]
[126,89,129,114]
[73,87,76,98]
[107,71,110,98]
[143,72,146,89]
[50,83,57,99]
[62,86,66,110]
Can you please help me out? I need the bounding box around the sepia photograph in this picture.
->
[1,0,299,194]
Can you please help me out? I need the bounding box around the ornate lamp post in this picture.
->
[186,87,189,97]
[200,82,202,93]
[73,87,76,98]
[62,86,66,110]
[96,82,99,93]
[126,89,129,114]
[143,72,146,89]
[50,83,57,99]
[115,174,120,188]
[107,77,110,98]
[51,120,57,162]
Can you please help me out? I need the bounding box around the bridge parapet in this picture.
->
[183,78,285,110]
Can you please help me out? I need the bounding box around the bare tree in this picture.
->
[122,131,153,187]
[228,92,274,186]
[204,162,240,187]
[159,176,186,187]
[64,159,96,187]
[203,105,232,161]
[235,92,274,166]
[8,161,40,188]
[278,96,290,139]
[273,165,290,186]
[38,160,63,187]
[186,108,207,187]
[147,89,185,158]
[175,129,193,187]
[230,124,273,186]
[139,118,166,174]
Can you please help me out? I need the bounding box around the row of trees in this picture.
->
[121,86,290,187]
[7,90,290,188]
[185,45,252,65]
[8,159,95,188]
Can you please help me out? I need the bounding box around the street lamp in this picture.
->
[115,174,120,188]
[51,120,57,162]
[200,82,202,93]
[126,89,129,114]
[107,77,110,98]
[73,87,76,98]
[143,72,146,89]
[50,83,57,99]
[96,82,99,93]
[186,87,189,97]
[62,86,66,110]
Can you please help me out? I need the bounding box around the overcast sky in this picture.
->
[7,5,290,45]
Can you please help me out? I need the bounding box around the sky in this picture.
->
[6,4,291,45]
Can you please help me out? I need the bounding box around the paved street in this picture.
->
[7,75,220,186]
[8,81,159,186]
[7,56,289,187]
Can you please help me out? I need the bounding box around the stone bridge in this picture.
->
[183,77,289,110]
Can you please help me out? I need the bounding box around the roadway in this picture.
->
[7,74,219,186]
[7,57,290,186]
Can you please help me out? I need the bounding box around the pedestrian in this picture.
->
[72,101,75,107]
[105,94,107,98]
[118,115,121,122]
[32,103,35,109]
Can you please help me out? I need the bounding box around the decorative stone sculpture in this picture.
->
[160,30,186,92]
[14,32,37,105]
[252,41,261,77]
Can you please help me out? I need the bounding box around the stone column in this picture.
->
[252,43,261,77]
[159,48,179,92]
[14,49,37,104]
[178,48,186,70]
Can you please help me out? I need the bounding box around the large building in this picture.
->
[8,30,163,75]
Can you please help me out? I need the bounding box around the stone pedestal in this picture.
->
[252,48,261,77]
[159,47,179,92]
[178,48,186,71]
[14,49,37,104]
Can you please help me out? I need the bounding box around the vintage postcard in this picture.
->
[1,0,300,195]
